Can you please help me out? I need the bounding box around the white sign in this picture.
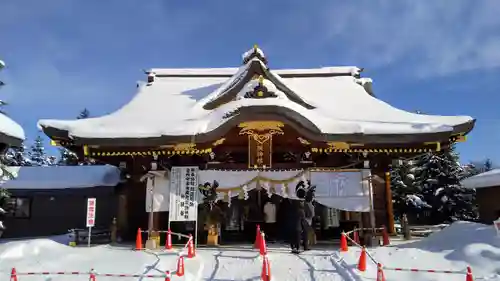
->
[86,198,96,227]
[311,170,370,212]
[145,174,170,212]
[168,167,199,221]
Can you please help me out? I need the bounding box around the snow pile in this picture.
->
[341,221,500,281]
[0,238,203,281]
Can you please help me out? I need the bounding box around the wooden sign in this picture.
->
[248,133,272,168]
[238,121,284,169]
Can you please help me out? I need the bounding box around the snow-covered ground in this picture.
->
[341,221,500,281]
[0,221,499,281]
[0,239,203,281]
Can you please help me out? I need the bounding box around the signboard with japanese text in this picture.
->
[168,167,199,221]
[86,198,96,227]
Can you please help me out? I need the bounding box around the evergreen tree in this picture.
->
[28,136,49,166]
[464,158,495,178]
[2,144,30,166]
[391,160,429,220]
[0,60,13,235]
[58,148,79,165]
[77,108,90,119]
[413,144,477,223]
[483,158,493,172]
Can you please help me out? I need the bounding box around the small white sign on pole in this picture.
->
[494,219,500,236]
[86,198,96,247]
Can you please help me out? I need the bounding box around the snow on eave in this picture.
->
[0,165,121,190]
[0,113,25,143]
[150,66,362,77]
[461,169,500,189]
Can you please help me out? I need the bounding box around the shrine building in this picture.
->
[37,46,475,243]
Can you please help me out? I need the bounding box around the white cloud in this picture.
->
[283,0,500,76]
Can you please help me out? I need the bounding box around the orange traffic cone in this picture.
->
[261,255,271,281]
[340,232,348,252]
[165,270,171,281]
[187,234,196,258]
[165,229,172,250]
[353,231,360,245]
[255,225,262,249]
[10,268,17,281]
[376,263,385,281]
[136,228,143,250]
[176,255,185,277]
[259,232,267,256]
[466,266,474,281]
[382,226,390,246]
[357,247,367,272]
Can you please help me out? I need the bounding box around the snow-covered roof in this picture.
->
[461,169,500,189]
[151,66,361,77]
[0,59,25,147]
[0,113,25,146]
[37,48,474,145]
[0,165,121,190]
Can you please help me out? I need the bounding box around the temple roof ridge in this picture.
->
[36,47,475,145]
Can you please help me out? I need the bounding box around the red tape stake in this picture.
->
[10,268,17,281]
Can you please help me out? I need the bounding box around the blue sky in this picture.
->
[0,0,499,164]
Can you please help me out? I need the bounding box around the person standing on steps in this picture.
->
[291,200,309,253]
[263,199,277,243]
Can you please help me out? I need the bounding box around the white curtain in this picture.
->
[198,170,259,200]
[259,170,304,199]
[145,172,170,212]
[311,170,371,212]
[197,170,305,198]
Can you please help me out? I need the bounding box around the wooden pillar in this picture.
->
[153,211,160,230]
[117,194,128,234]
[385,172,396,234]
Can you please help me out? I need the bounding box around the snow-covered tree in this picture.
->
[77,108,90,119]
[2,144,30,166]
[413,144,477,223]
[28,136,52,166]
[465,158,495,177]
[0,59,12,234]
[390,160,429,220]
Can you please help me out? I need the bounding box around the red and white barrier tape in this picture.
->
[345,227,385,235]
[14,269,171,278]
[140,230,190,238]
[344,233,378,265]
[382,266,465,274]
[16,272,88,276]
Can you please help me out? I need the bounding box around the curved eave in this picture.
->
[0,133,23,147]
[0,114,25,147]
[39,108,475,148]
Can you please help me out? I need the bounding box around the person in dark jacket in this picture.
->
[290,200,309,253]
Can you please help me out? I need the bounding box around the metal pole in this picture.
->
[148,176,155,239]
[368,178,376,232]
[194,218,198,248]
[87,227,92,247]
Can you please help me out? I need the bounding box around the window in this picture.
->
[5,197,31,218]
